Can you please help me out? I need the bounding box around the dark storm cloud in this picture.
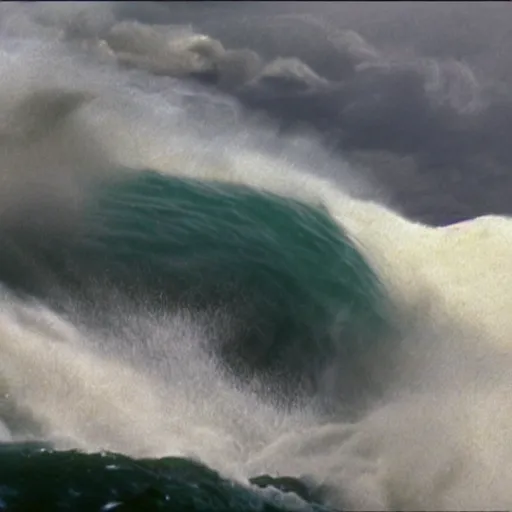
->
[5,1,512,225]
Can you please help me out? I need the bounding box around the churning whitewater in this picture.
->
[0,2,512,511]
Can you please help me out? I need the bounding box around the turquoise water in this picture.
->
[0,171,388,397]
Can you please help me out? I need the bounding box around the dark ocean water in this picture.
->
[0,443,333,511]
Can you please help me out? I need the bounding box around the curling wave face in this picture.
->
[0,170,388,402]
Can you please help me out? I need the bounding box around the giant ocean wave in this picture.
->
[0,2,512,511]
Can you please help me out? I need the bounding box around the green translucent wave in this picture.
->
[0,171,390,394]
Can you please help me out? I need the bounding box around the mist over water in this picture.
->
[0,2,512,510]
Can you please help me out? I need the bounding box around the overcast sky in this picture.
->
[4,1,512,225]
